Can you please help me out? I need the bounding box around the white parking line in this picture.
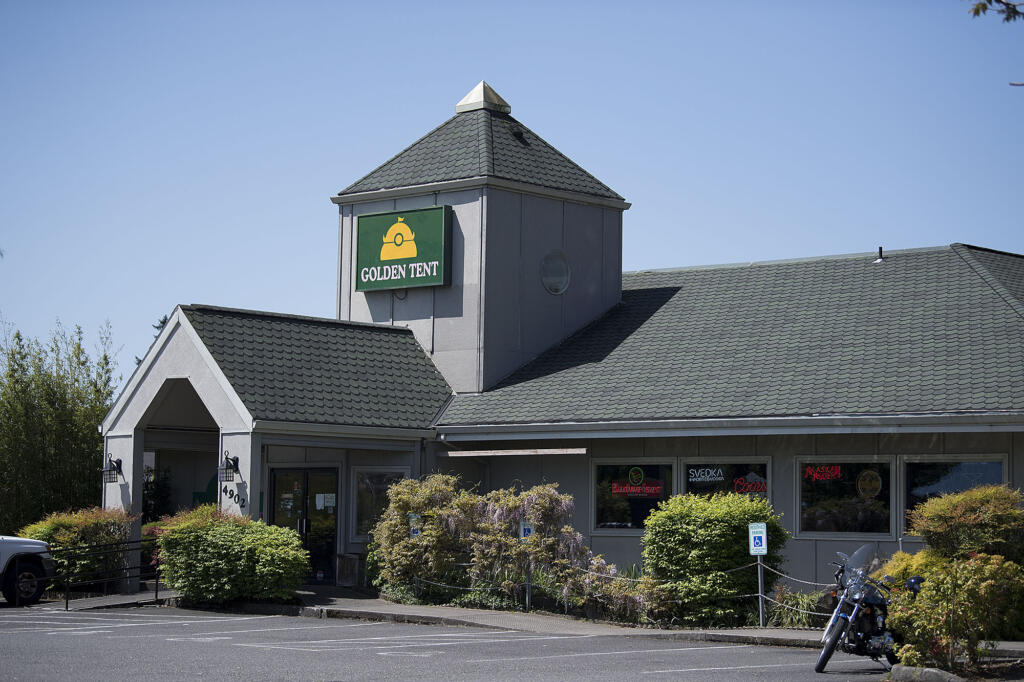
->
[467,644,749,664]
[109,621,387,639]
[235,633,590,653]
[642,658,865,674]
[2,614,277,634]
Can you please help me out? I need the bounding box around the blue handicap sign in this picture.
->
[753,536,763,548]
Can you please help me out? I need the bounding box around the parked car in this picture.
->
[0,535,55,605]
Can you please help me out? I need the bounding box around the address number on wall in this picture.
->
[222,485,246,509]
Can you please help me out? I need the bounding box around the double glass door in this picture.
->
[271,469,338,583]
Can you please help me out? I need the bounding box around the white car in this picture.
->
[0,536,55,605]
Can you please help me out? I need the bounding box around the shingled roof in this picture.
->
[337,82,622,201]
[181,305,452,429]
[438,244,1024,426]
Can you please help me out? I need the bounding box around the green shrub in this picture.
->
[157,505,308,604]
[766,585,829,629]
[874,549,946,584]
[641,492,787,626]
[367,474,473,602]
[907,485,1024,563]
[889,554,1024,674]
[20,507,135,589]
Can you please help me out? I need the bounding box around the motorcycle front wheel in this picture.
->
[815,617,845,673]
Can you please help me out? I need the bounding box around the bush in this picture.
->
[766,585,829,629]
[874,549,946,584]
[367,474,474,602]
[369,475,669,622]
[157,505,308,604]
[889,554,1024,674]
[20,507,135,590]
[641,492,787,626]
[907,485,1024,564]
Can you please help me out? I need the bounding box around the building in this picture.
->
[102,82,1024,584]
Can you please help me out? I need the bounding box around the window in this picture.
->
[903,457,1005,524]
[684,459,769,498]
[593,462,672,530]
[798,459,893,535]
[540,250,571,295]
[351,467,409,540]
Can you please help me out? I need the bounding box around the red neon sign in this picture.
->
[804,465,842,482]
[734,478,767,494]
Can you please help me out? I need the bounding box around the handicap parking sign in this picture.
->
[519,520,534,541]
[748,522,767,556]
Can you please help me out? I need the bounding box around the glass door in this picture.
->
[271,469,338,583]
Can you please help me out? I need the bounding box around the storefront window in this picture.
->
[353,469,407,538]
[685,461,768,497]
[905,460,1003,516]
[594,463,672,529]
[799,460,891,534]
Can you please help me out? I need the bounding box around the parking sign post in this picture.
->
[748,522,767,627]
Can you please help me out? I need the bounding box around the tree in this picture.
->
[0,323,117,534]
[968,2,1024,85]
[969,1,1023,22]
[134,314,169,366]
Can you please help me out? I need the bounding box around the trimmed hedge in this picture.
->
[20,507,135,589]
[642,492,788,626]
[157,505,308,604]
[906,484,1024,564]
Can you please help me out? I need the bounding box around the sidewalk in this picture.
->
[214,585,1019,657]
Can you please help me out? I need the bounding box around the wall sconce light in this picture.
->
[218,451,239,482]
[103,455,122,484]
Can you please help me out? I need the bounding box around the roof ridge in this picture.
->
[950,244,1024,322]
[337,113,462,195]
[622,245,954,278]
[180,304,414,333]
[481,107,493,175]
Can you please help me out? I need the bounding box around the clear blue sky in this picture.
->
[1,1,1021,382]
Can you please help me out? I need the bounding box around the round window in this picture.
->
[540,251,571,295]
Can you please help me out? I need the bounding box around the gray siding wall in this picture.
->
[443,431,1024,583]
[337,190,484,392]
[482,188,623,389]
[337,187,623,393]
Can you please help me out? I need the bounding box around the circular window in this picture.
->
[540,251,571,295]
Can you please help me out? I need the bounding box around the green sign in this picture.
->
[355,206,452,291]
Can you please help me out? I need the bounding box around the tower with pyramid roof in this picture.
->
[332,82,629,393]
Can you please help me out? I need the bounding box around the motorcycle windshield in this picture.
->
[843,543,875,585]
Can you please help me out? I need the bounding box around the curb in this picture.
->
[887,664,965,682]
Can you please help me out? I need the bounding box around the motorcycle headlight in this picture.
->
[851,590,864,601]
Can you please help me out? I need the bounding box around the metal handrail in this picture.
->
[9,538,164,611]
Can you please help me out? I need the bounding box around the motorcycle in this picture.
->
[815,543,925,674]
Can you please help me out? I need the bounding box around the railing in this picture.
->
[8,538,164,611]
[403,558,836,625]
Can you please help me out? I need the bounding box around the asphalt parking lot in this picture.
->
[0,606,888,681]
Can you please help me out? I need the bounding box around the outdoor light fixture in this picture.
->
[218,451,239,482]
[103,455,122,484]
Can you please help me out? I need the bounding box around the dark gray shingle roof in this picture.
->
[439,244,1024,426]
[182,305,452,429]
[338,108,623,201]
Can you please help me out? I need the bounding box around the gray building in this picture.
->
[103,82,1024,584]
